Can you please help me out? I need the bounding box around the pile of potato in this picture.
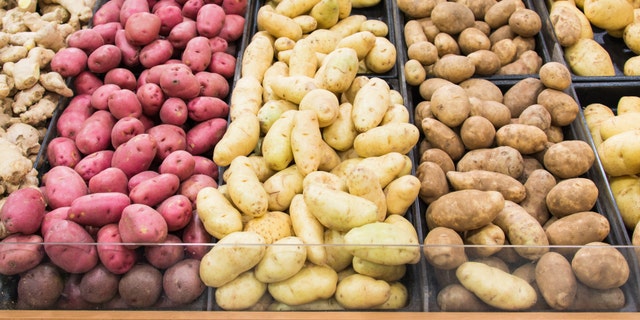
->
[414,62,631,311]
[398,0,545,86]
[192,0,426,311]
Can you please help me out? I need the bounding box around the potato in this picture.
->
[467,50,502,76]
[289,194,328,266]
[334,274,391,309]
[446,170,526,202]
[241,33,275,82]
[468,99,512,128]
[79,264,120,305]
[364,37,396,73]
[213,112,260,167]
[518,104,551,131]
[564,38,615,76]
[426,190,505,232]
[44,219,98,274]
[254,236,307,284]
[423,226,467,270]
[343,220,420,265]
[404,20,428,47]
[539,62,572,91]
[303,183,378,232]
[0,234,44,276]
[458,27,491,55]
[537,89,580,127]
[598,129,640,176]
[290,109,324,176]
[460,116,496,150]
[431,2,475,34]
[315,48,359,94]
[67,192,131,227]
[431,54,475,84]
[492,201,549,260]
[95,224,137,275]
[420,118,465,161]
[535,252,577,310]
[383,175,421,216]
[543,140,595,179]
[519,169,556,225]
[503,77,545,117]
[484,0,522,29]
[17,262,64,309]
[584,0,633,30]
[546,178,599,218]
[568,281,626,311]
[463,223,505,258]
[549,3,583,47]
[571,242,630,290]
[353,123,419,158]
[437,283,492,312]
[162,258,205,305]
[118,263,163,307]
[267,263,338,306]
[430,84,471,127]
[545,211,610,247]
[200,231,266,287]
[244,211,293,245]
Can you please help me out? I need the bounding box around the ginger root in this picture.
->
[5,121,40,156]
[19,91,57,125]
[11,82,44,113]
[0,137,34,196]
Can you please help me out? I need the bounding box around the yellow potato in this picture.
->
[213,111,261,167]
[352,256,406,282]
[215,270,267,310]
[289,194,327,266]
[298,88,340,127]
[254,236,307,283]
[261,110,296,171]
[226,156,269,218]
[293,15,319,33]
[261,61,290,102]
[257,99,297,134]
[229,76,263,120]
[262,165,304,211]
[267,264,338,306]
[599,112,640,140]
[305,29,342,54]
[315,48,360,94]
[257,5,303,41]
[374,281,409,310]
[597,129,640,176]
[324,229,354,272]
[241,33,275,82]
[330,14,367,38]
[196,187,243,240]
[610,175,640,229]
[200,231,266,287]
[276,0,323,17]
[310,0,340,29]
[583,0,634,30]
[335,274,391,309]
[383,175,421,216]
[344,218,421,265]
[270,75,318,104]
[353,122,420,158]
[364,37,397,73]
[351,77,391,132]
[302,170,348,191]
[564,38,615,76]
[303,183,378,232]
[346,165,387,221]
[617,96,640,114]
[345,152,407,187]
[288,39,318,78]
[268,298,345,311]
[291,109,324,176]
[336,31,377,60]
[244,210,293,244]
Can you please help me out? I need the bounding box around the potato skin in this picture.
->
[535,252,577,310]
[572,242,630,291]
[426,190,505,232]
[446,170,526,202]
[492,200,549,260]
[545,178,599,218]
[423,227,467,270]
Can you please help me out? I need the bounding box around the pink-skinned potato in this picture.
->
[124,12,160,46]
[222,0,247,15]
[195,71,229,99]
[155,5,183,35]
[0,234,44,275]
[44,219,99,274]
[197,4,226,37]
[140,39,174,68]
[47,137,82,168]
[89,167,129,194]
[137,82,165,116]
[108,89,143,120]
[43,166,88,209]
[112,133,158,178]
[193,155,218,179]
[73,71,104,95]
[129,173,180,207]
[87,44,122,74]
[144,234,184,269]
[50,47,88,78]
[147,124,187,160]
[115,29,141,67]
[159,150,196,181]
[159,64,201,99]
[92,0,124,25]
[0,187,46,238]
[218,14,245,42]
[104,68,137,91]
[209,36,228,53]
[78,264,120,305]
[167,20,198,50]
[57,94,93,139]
[159,97,188,126]
[181,211,210,260]
[178,174,218,204]
[185,117,227,155]
[57,273,98,310]
[120,0,150,26]
[208,51,236,79]
[118,204,169,248]
[74,150,115,181]
[66,29,105,55]
[182,36,212,72]
[92,22,122,45]
[91,84,121,111]
[68,192,132,227]
[40,207,70,237]
[16,262,64,309]
[111,116,145,149]
[187,96,229,122]
[75,110,116,155]
[182,0,205,20]
[163,258,205,304]
[146,63,191,84]
[128,170,160,191]
[96,223,137,274]
[157,194,193,231]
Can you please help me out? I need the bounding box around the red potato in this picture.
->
[50,47,88,77]
[75,110,117,155]
[159,97,188,125]
[137,82,165,116]
[68,192,132,227]
[93,0,125,25]
[155,5,183,35]
[159,64,201,99]
[139,39,174,68]
[159,150,196,181]
[167,20,198,50]
[208,36,228,53]
[96,223,137,274]
[181,211,210,259]
[74,150,115,181]
[221,0,247,15]
[129,173,180,207]
[42,166,88,209]
[115,29,141,67]
[91,84,121,111]
[92,22,123,45]
[218,14,245,42]
[40,207,70,237]
[57,94,93,139]
[137,69,150,86]
[0,187,46,238]
[146,63,190,84]
[87,44,123,74]
[0,234,43,276]
[16,263,64,309]
[89,167,129,194]
[182,36,212,72]
[208,51,236,79]
[178,174,217,204]
[108,89,143,119]
[74,71,104,95]
[186,96,229,122]
[193,155,218,178]
[163,258,206,305]
[57,273,98,310]
[112,133,158,178]
[111,116,146,148]
[153,0,181,11]
[195,71,229,98]
[125,12,162,46]
[197,4,226,38]
[182,0,205,20]
[156,194,193,231]
[118,204,169,247]
[104,68,137,91]
[79,264,121,304]
[185,117,227,155]
[144,234,184,269]
[147,124,188,160]
[120,0,151,26]
[128,170,160,191]
[66,29,105,55]
[47,137,82,168]
[44,219,99,274]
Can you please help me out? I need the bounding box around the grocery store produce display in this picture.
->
[1,0,640,315]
